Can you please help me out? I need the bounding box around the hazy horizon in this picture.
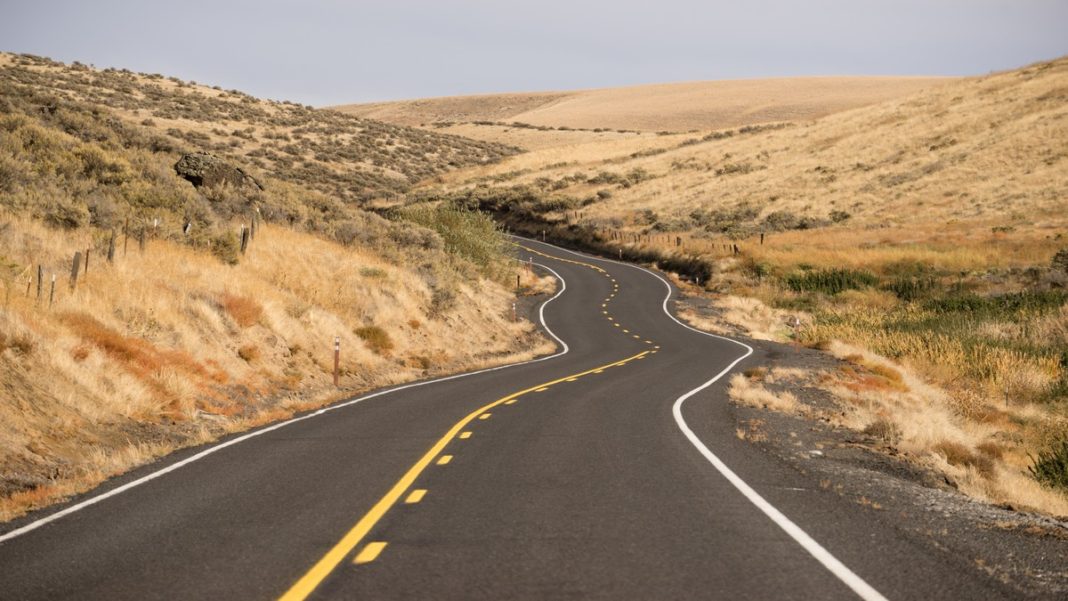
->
[2,0,1066,106]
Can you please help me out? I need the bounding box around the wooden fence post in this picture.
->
[138,228,146,252]
[70,251,82,290]
[240,225,250,254]
[107,230,116,263]
[49,274,56,308]
[36,265,43,302]
[84,247,90,276]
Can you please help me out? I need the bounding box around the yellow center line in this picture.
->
[436,455,453,465]
[279,348,651,600]
[479,413,492,420]
[535,387,549,392]
[352,542,387,565]
[459,431,472,439]
[504,398,518,405]
[404,489,427,504]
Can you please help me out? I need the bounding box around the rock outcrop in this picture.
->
[174,153,263,191]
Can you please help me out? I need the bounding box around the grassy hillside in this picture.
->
[0,53,550,521]
[0,53,518,206]
[334,76,952,149]
[426,56,1068,514]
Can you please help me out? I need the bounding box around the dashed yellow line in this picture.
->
[353,542,387,565]
[279,348,651,600]
[535,387,549,392]
[479,413,492,420]
[404,489,427,504]
[436,455,453,465]
[459,431,472,439]
[504,399,518,405]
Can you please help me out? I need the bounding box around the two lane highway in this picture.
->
[0,240,1016,599]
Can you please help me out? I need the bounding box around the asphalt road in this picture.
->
[0,239,1021,600]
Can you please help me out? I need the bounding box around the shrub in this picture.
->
[394,204,507,278]
[354,325,393,355]
[785,268,879,295]
[1029,440,1068,491]
[885,276,941,302]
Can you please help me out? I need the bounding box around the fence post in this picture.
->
[107,230,116,263]
[333,336,340,387]
[70,251,82,290]
[84,246,90,276]
[240,225,250,255]
[36,265,43,302]
[760,232,765,245]
[49,274,56,308]
[138,228,146,252]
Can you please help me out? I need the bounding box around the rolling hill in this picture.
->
[334,76,953,149]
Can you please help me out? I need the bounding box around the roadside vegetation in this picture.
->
[0,53,547,521]
[426,56,1068,514]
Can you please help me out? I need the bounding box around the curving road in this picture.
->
[0,239,1018,600]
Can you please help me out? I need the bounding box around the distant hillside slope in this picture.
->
[440,57,1066,234]
[333,76,953,135]
[0,53,518,205]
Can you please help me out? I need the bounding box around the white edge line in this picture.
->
[512,237,888,601]
[0,261,569,545]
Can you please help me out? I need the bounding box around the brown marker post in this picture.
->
[333,336,340,387]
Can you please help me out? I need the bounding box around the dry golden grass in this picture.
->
[445,57,1066,235]
[728,373,802,414]
[335,76,950,137]
[0,216,553,521]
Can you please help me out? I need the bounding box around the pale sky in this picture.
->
[2,0,1066,106]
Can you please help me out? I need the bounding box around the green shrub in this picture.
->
[1029,441,1068,491]
[394,203,507,278]
[785,268,879,295]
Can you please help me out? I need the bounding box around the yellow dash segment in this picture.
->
[459,431,472,439]
[565,378,577,382]
[405,489,427,504]
[437,455,453,465]
[614,323,620,327]
[622,329,630,333]
[353,542,387,565]
[593,369,604,374]
[279,344,650,601]
[504,399,517,405]
[645,340,653,344]
[535,387,549,392]
[633,335,641,339]
[479,413,492,420]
